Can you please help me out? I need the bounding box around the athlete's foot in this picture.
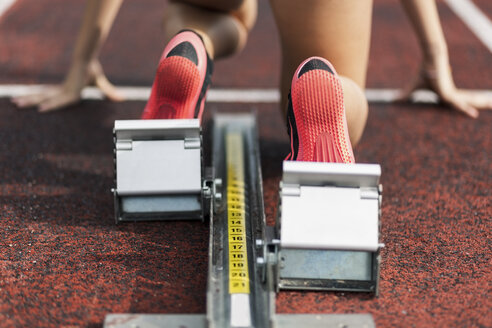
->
[286,57,355,163]
[141,30,213,121]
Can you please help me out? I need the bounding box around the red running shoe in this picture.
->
[141,30,213,121]
[286,57,355,163]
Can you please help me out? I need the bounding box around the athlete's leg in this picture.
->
[269,0,372,146]
[164,0,257,59]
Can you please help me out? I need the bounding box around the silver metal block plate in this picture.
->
[116,140,201,195]
[104,314,206,328]
[121,195,201,213]
[113,119,204,222]
[114,119,201,140]
[280,161,381,252]
[281,161,381,188]
[114,119,202,196]
[103,313,374,328]
[280,248,372,281]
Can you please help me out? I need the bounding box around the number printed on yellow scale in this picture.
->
[226,133,250,294]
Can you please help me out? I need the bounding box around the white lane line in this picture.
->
[0,0,16,19]
[445,0,492,53]
[1,84,491,104]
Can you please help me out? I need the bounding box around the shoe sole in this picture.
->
[290,57,355,163]
[141,31,209,120]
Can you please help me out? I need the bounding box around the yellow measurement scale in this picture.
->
[226,133,250,294]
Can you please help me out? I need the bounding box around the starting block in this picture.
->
[113,119,210,222]
[276,161,383,294]
[106,113,383,328]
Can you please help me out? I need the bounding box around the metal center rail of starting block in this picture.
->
[106,112,383,328]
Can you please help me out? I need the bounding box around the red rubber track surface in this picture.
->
[0,1,491,327]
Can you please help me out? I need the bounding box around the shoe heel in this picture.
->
[313,132,344,162]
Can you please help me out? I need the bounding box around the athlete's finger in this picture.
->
[456,90,492,110]
[12,90,55,108]
[38,94,79,113]
[94,73,125,102]
[447,97,479,118]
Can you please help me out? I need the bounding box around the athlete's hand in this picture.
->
[396,57,492,118]
[12,59,124,112]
